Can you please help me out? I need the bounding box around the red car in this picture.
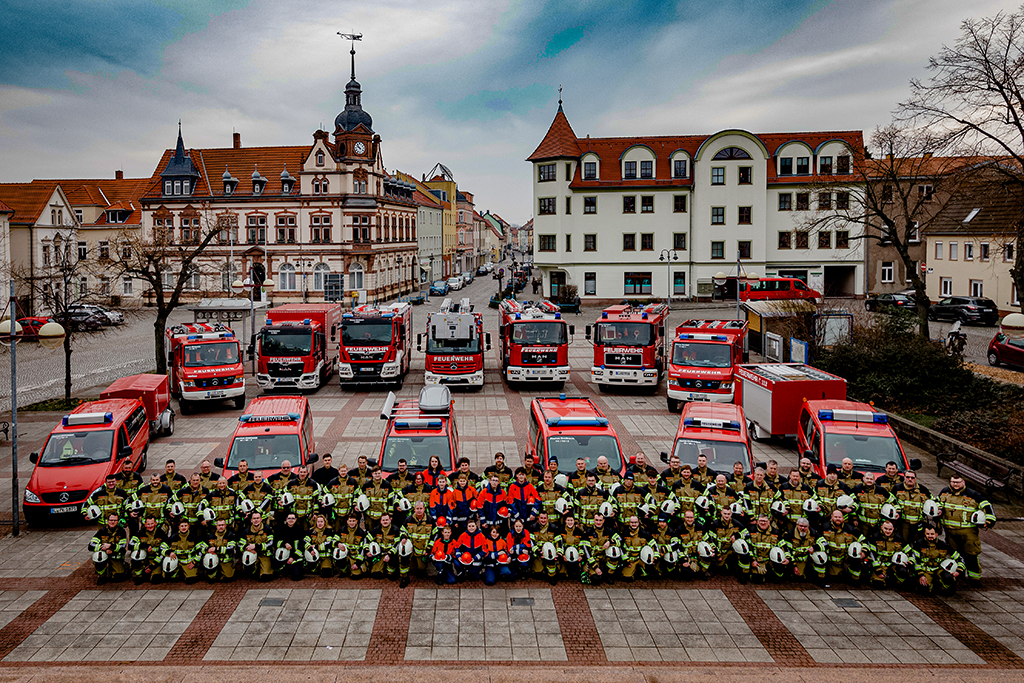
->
[17,317,55,339]
[988,333,1024,368]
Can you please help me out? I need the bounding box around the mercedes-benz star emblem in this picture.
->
[59,492,69,503]
[695,381,703,388]
[450,363,458,370]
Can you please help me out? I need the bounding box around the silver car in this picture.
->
[68,303,123,326]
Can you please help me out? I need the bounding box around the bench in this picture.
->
[0,421,8,440]
[937,447,1019,502]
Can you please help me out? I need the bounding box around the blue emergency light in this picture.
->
[602,311,608,319]
[303,319,311,324]
[394,419,443,430]
[547,417,609,427]
[343,313,354,319]
[679,333,692,339]
[515,314,521,320]
[642,312,648,319]
[555,313,561,319]
[187,335,198,340]
[873,414,888,424]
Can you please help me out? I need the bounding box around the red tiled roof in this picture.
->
[0,181,61,224]
[33,177,153,227]
[143,145,312,200]
[527,107,582,161]
[0,200,13,214]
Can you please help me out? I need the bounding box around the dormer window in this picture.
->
[251,166,266,195]
[316,151,325,166]
[253,183,262,196]
[182,179,190,195]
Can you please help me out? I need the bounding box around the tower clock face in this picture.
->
[354,141,366,155]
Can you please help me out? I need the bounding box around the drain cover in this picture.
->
[259,598,285,607]
[170,441,184,446]
[833,598,861,609]
[510,597,534,607]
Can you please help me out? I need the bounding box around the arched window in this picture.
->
[349,263,364,290]
[322,179,328,193]
[278,263,296,291]
[712,147,752,160]
[313,263,330,291]
[313,180,320,194]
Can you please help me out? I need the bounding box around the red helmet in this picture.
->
[459,551,474,566]
[436,517,447,528]
[517,552,530,563]
[497,552,510,564]
[498,506,510,519]
[434,550,447,562]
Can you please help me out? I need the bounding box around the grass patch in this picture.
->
[19,397,97,412]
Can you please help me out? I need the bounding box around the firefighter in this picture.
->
[275,512,305,581]
[612,472,647,524]
[403,471,434,511]
[198,459,217,489]
[363,467,395,527]
[390,458,415,491]
[116,458,144,498]
[708,474,743,524]
[817,509,864,583]
[651,515,678,577]
[531,511,560,583]
[227,459,254,493]
[795,457,816,488]
[811,465,850,530]
[893,470,931,543]
[677,509,708,580]
[311,453,339,487]
[521,453,544,487]
[207,477,238,530]
[692,453,716,489]
[763,460,783,491]
[174,473,210,528]
[203,517,237,582]
[575,472,609,528]
[866,519,909,588]
[451,457,482,487]
[337,514,368,579]
[875,461,904,493]
[326,464,359,531]
[89,513,128,584]
[644,480,673,522]
[483,452,515,488]
[567,457,592,491]
[368,512,406,584]
[449,473,478,530]
[136,474,174,530]
[705,507,744,578]
[160,459,188,492]
[431,524,460,585]
[129,515,167,584]
[743,467,775,521]
[726,461,749,496]
[403,502,436,579]
[421,455,445,487]
[350,455,373,488]
[304,514,337,578]
[628,451,659,491]
[240,511,274,581]
[482,524,514,585]
[853,472,894,537]
[618,515,655,581]
[913,523,964,596]
[587,513,620,584]
[776,469,813,533]
[557,514,589,582]
[165,519,203,584]
[84,474,128,526]
[938,474,995,585]
[475,472,508,531]
[505,517,533,579]
[593,455,620,490]
[242,470,275,524]
[285,465,321,531]
[671,465,704,518]
[836,457,862,488]
[743,514,786,584]
[428,475,455,521]
[267,460,297,494]
[783,516,822,583]
[456,518,488,581]
[535,469,569,526]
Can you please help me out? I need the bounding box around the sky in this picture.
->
[0,0,1013,224]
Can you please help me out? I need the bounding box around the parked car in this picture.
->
[927,296,999,325]
[68,303,123,326]
[430,280,450,296]
[66,310,107,332]
[988,333,1024,367]
[16,317,56,339]
[476,266,489,277]
[447,277,464,291]
[865,293,915,312]
[484,263,495,272]
[461,271,474,285]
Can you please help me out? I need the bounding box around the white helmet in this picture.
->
[891,551,910,567]
[564,546,581,563]
[364,541,381,557]
[769,546,787,564]
[242,550,257,567]
[836,495,856,510]
[541,542,558,561]
[397,497,413,512]
[162,556,178,574]
[732,538,750,555]
[85,505,102,521]
[130,499,145,512]
[91,550,109,564]
[660,499,678,515]
[169,501,185,517]
[239,499,256,514]
[922,499,942,518]
[279,491,295,507]
[275,547,291,562]
[554,497,570,515]
[605,545,622,560]
[355,495,370,512]
[638,502,650,516]
[811,550,828,567]
[609,484,623,497]
[304,547,320,564]
[664,550,680,565]
[847,541,864,559]
[695,496,711,511]
[333,544,349,561]
[771,500,788,516]
[202,553,219,570]
[202,508,217,523]
[730,501,747,516]
[802,498,820,513]
[970,509,988,526]
[697,541,715,558]
[397,539,414,557]
[554,474,569,488]
[130,548,147,562]
[639,546,656,565]
[320,493,336,508]
[598,502,615,518]
[940,557,958,573]
[881,503,900,521]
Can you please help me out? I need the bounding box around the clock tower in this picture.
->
[334,41,373,160]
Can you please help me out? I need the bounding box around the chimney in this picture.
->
[115,169,123,180]
[233,132,241,149]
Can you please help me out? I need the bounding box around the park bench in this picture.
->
[937,447,1019,502]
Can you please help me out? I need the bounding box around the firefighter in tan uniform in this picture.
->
[612,472,647,524]
[618,515,656,581]
[587,513,620,583]
[337,514,368,579]
[938,475,994,584]
[285,466,321,531]
[203,518,237,582]
[853,472,894,537]
[837,458,862,488]
[402,502,436,579]
[89,513,129,584]
[811,465,850,530]
[206,477,238,530]
[327,465,360,531]
[743,467,775,521]
[136,474,174,530]
[817,509,864,582]
[912,523,964,595]
[242,471,275,523]
[531,511,561,583]
[536,469,569,526]
[567,458,591,492]
[227,459,255,493]
[893,470,930,543]
[782,517,822,582]
[659,454,685,490]
[866,519,909,588]
[304,514,338,578]
[198,460,217,489]
[165,519,203,583]
[240,511,274,581]
[692,454,716,489]
[677,510,708,579]
[741,514,785,583]
[557,515,589,581]
[129,515,167,584]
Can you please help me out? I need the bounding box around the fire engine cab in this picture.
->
[214,395,318,478]
[666,319,748,411]
[661,402,754,474]
[378,386,459,474]
[338,302,412,388]
[797,400,921,477]
[256,303,342,392]
[165,322,245,413]
[418,297,491,387]
[498,299,573,386]
[585,303,668,392]
[527,395,626,475]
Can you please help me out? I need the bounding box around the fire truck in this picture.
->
[165,322,245,414]
[377,385,459,474]
[497,299,574,386]
[585,303,668,392]
[256,303,343,392]
[337,302,413,388]
[527,395,626,474]
[666,319,749,412]
[417,297,491,387]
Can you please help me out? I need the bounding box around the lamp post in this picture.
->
[296,258,314,303]
[659,249,679,311]
[233,273,274,375]
[714,257,759,320]
[2,280,65,536]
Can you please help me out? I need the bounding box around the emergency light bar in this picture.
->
[817,409,887,424]
[683,418,741,431]
[239,412,300,423]
[394,419,443,430]
[185,332,235,340]
[677,333,729,341]
[63,412,114,426]
[546,416,609,427]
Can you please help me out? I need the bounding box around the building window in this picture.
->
[99,276,110,296]
[711,207,725,224]
[778,193,792,211]
[247,215,267,243]
[881,262,894,283]
[311,215,332,243]
[623,196,636,213]
[277,263,296,291]
[673,233,687,251]
[640,160,653,179]
[738,206,751,224]
[641,196,654,213]
[737,240,751,259]
[1005,242,1015,262]
[539,197,556,215]
[778,232,792,249]
[836,192,850,210]
[836,231,850,249]
[837,155,851,174]
[583,162,596,180]
[950,241,958,260]
[818,192,832,210]
[538,235,556,251]
[122,244,132,260]
[796,157,809,174]
[940,277,952,297]
[565,162,573,181]
[673,195,687,213]
[738,167,752,184]
[965,242,974,260]
[584,272,596,295]
[624,161,637,179]
[316,151,325,166]
[349,263,363,290]
[42,245,50,266]
[164,181,172,195]
[673,272,686,295]
[796,193,809,210]
[935,241,943,259]
[584,196,597,214]
[313,264,330,291]
[98,241,109,260]
[277,215,297,243]
[584,234,597,251]
[795,231,809,249]
[78,241,88,260]
[122,276,133,295]
[711,167,725,185]
[77,276,88,295]
[909,223,921,242]
[640,233,654,250]
[779,158,793,175]
[711,241,725,259]
[818,231,832,249]
[565,196,572,215]
[882,185,894,202]
[919,184,933,201]
[673,159,688,178]
[980,242,990,261]
[624,272,652,295]
[970,279,984,297]
[538,164,556,182]
[565,234,572,252]
[820,156,833,175]
[623,234,636,251]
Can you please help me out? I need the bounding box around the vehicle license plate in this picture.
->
[51,505,78,514]
[208,390,226,398]
[689,393,708,400]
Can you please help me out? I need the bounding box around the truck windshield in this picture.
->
[38,430,114,466]
[672,438,750,472]
[183,342,239,367]
[595,322,652,346]
[824,434,903,472]
[426,334,480,355]
[380,436,451,472]
[511,321,567,345]
[546,435,623,473]
[342,323,393,346]
[226,434,302,470]
[672,341,731,368]
[260,330,312,356]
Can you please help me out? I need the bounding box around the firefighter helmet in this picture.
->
[496,551,510,565]
[598,502,615,518]
[239,499,256,514]
[769,546,787,564]
[554,498,570,515]
[91,550,108,564]
[880,503,900,521]
[802,498,820,513]
[697,541,715,558]
[202,508,217,523]
[162,556,178,574]
[940,557,959,574]
[436,516,447,527]
[354,495,370,512]
[836,495,856,510]
[459,551,474,566]
[333,544,349,561]
[695,496,711,511]
[771,500,788,516]
[169,501,186,518]
[563,546,581,563]
[660,499,678,515]
[971,509,988,526]
[275,547,291,562]
[811,550,828,567]
[891,551,910,567]
[847,541,864,559]
[554,474,569,488]
[278,491,295,507]
[434,549,447,562]
[364,541,381,557]
[397,497,413,512]
[922,499,942,518]
[397,539,413,558]
[730,501,747,516]
[498,505,510,519]
[130,499,145,513]
[304,547,320,564]
[664,550,680,564]
[639,546,656,565]
[517,552,530,563]
[320,493,336,508]
[541,542,558,561]
[85,505,102,521]
[202,553,219,570]
[241,550,257,567]
[732,538,751,555]
[130,548,147,562]
[605,545,622,560]
[638,502,650,516]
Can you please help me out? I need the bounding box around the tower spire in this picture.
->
[337,32,363,80]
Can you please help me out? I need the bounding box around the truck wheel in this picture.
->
[749,421,764,442]
[233,395,246,410]
[164,412,175,436]
[598,383,609,393]
[179,398,191,415]
[138,448,148,472]
[667,398,680,413]
[989,351,1000,366]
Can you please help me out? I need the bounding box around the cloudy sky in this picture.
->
[0,0,1012,223]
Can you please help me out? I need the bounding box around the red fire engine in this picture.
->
[585,303,668,392]
[666,319,749,412]
[417,297,491,387]
[256,303,343,392]
[497,299,574,386]
[734,363,846,440]
[165,322,245,413]
[377,385,459,473]
[337,302,413,388]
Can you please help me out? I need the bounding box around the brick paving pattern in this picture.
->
[943,590,1024,658]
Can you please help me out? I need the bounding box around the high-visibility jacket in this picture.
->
[777,482,813,521]
[286,477,321,518]
[420,466,445,488]
[402,513,437,556]
[206,529,236,559]
[482,464,515,488]
[938,485,995,530]
[506,529,532,557]
[402,483,434,509]
[475,484,507,525]
[160,473,188,492]
[135,484,173,523]
[430,536,459,563]
[242,482,275,514]
[812,479,850,518]
[87,486,129,524]
[612,483,646,519]
[894,483,931,524]
[448,483,478,522]
[574,485,608,526]
[535,483,568,522]
[457,530,487,564]
[628,464,659,490]
[853,484,893,526]
[912,537,963,574]
[90,524,128,556]
[660,466,685,490]
[672,479,704,512]
[206,488,238,524]
[693,466,716,489]
[506,481,540,520]
[593,466,620,490]
[817,522,860,564]
[482,536,509,565]
[362,481,394,522]
[567,467,591,492]
[327,477,360,518]
[743,481,775,518]
[174,485,209,523]
[866,529,906,569]
[241,524,273,555]
[428,486,455,521]
[783,527,817,564]
[227,471,254,493]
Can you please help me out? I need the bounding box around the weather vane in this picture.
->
[337,32,363,79]
[558,84,563,105]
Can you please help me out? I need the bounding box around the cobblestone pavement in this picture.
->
[2,279,1024,675]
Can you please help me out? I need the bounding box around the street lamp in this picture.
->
[659,249,679,311]
[232,273,275,375]
[296,259,314,304]
[2,280,65,536]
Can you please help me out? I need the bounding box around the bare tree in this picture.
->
[111,205,228,375]
[900,5,1024,310]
